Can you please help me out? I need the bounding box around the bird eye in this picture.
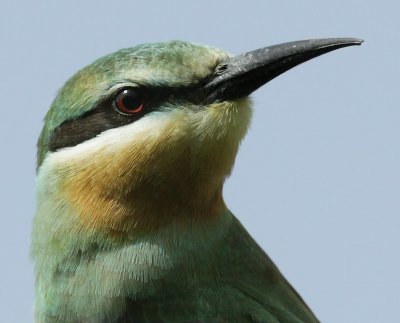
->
[114,88,144,115]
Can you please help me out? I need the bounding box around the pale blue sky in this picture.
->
[1,1,399,322]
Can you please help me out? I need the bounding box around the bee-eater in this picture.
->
[32,38,362,322]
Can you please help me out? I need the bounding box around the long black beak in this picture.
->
[204,38,363,103]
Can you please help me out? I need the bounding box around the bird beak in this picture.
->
[204,38,363,103]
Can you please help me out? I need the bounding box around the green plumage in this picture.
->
[32,40,334,323]
[33,210,318,322]
[117,214,318,322]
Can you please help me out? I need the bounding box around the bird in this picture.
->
[32,38,362,323]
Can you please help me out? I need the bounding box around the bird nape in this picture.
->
[32,38,362,323]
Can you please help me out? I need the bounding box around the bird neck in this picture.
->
[35,156,229,242]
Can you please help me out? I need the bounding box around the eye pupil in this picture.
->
[122,91,140,108]
[115,88,144,114]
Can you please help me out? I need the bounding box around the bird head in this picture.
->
[36,39,361,239]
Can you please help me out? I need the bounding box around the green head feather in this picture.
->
[37,41,230,167]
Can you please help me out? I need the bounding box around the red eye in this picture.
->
[114,88,144,114]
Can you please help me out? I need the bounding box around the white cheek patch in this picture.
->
[44,110,176,168]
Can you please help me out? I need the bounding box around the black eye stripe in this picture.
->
[47,98,145,153]
[47,85,205,153]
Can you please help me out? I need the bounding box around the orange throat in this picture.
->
[61,159,228,238]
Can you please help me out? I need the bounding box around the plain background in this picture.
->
[1,1,399,322]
